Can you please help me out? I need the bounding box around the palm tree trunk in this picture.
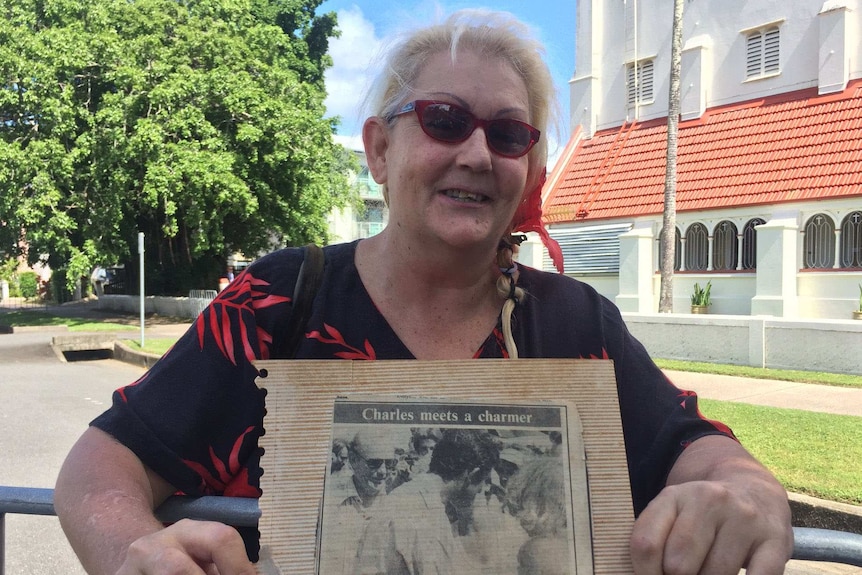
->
[659,0,684,312]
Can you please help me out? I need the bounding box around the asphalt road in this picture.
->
[1,329,145,575]
[1,328,858,574]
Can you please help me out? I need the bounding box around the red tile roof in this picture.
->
[543,78,862,224]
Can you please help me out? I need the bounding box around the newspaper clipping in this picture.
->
[315,395,585,575]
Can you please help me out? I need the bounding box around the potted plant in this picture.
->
[690,281,712,314]
[853,284,862,320]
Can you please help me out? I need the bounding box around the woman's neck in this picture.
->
[355,233,504,359]
[357,232,498,304]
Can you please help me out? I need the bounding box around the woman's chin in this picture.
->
[432,224,506,251]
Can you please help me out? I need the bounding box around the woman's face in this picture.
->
[366,49,533,252]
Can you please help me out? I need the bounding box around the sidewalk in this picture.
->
[666,370,862,418]
[9,298,862,419]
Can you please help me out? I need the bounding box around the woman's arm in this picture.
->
[629,434,793,575]
[54,427,254,575]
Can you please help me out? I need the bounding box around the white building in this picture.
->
[327,149,389,243]
[536,0,862,320]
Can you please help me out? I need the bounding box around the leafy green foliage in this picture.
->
[690,280,712,306]
[0,0,354,294]
[17,270,39,297]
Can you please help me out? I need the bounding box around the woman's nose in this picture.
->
[457,126,493,170]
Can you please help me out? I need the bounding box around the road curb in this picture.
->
[0,323,69,333]
[790,493,862,535]
[113,340,162,369]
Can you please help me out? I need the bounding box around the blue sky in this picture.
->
[318,0,577,159]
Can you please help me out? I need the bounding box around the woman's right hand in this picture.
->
[117,519,256,575]
[55,428,258,575]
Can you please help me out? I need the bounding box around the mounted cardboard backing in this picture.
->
[254,358,633,575]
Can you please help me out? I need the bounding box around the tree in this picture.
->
[658,0,684,312]
[0,0,354,295]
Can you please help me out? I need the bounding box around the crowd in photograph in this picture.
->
[322,426,569,575]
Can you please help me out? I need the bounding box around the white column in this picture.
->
[707,235,714,271]
[616,224,656,313]
[751,212,800,317]
[833,228,841,269]
[679,237,687,271]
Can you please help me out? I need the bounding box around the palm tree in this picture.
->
[659,0,685,312]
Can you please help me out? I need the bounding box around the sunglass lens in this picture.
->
[487,121,532,157]
[420,104,472,142]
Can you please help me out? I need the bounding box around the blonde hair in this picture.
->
[505,455,567,537]
[366,10,557,358]
[367,9,554,194]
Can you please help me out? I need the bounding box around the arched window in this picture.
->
[803,214,835,269]
[713,220,738,271]
[840,211,862,269]
[742,218,765,270]
[658,226,681,271]
[685,223,709,271]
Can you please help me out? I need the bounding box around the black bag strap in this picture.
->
[279,243,325,359]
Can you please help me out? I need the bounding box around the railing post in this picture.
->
[1,512,6,575]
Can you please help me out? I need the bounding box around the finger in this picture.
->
[120,520,255,575]
[741,538,793,575]
[629,491,678,575]
[121,538,209,575]
[169,520,256,575]
[683,520,750,575]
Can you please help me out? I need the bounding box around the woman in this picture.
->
[54,9,792,575]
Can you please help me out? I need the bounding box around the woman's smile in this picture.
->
[441,189,490,203]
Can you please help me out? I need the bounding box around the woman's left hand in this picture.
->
[629,435,793,575]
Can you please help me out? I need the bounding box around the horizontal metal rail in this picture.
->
[2,486,861,571]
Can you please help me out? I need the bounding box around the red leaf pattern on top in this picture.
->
[581,348,611,360]
[476,328,509,358]
[196,270,291,364]
[117,371,150,402]
[182,426,261,497]
[308,323,376,360]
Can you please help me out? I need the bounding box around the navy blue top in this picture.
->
[92,240,733,552]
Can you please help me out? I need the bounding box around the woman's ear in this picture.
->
[362,116,389,185]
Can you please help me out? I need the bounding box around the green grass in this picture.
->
[655,358,862,388]
[0,310,136,332]
[699,399,862,506]
[122,338,177,357]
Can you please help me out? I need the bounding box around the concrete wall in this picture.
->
[98,294,862,375]
[98,294,207,320]
[624,313,862,376]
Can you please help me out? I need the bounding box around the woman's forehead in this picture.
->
[411,50,530,113]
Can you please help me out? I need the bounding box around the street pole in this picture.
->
[138,232,145,347]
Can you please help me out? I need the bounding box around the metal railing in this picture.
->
[2,486,862,573]
[188,289,218,317]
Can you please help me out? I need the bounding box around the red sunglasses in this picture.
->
[389,100,540,158]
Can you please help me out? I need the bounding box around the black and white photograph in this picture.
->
[316,396,582,575]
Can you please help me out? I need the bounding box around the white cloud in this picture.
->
[333,133,364,151]
[324,6,383,138]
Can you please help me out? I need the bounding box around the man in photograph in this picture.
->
[351,429,500,575]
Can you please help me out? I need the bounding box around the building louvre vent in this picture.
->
[746,26,780,78]
[746,32,763,78]
[764,28,780,73]
[627,60,654,106]
[543,223,633,274]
